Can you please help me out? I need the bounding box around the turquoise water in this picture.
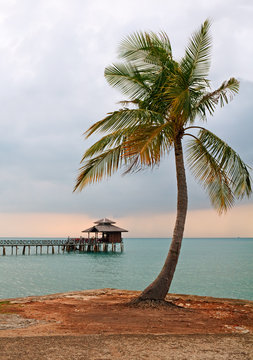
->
[0,238,252,300]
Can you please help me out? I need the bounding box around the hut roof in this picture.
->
[82,224,128,233]
[94,218,116,224]
[82,218,128,233]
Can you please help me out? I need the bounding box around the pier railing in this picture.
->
[0,239,67,246]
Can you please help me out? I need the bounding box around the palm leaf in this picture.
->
[104,63,152,100]
[186,129,252,212]
[181,19,212,85]
[74,146,123,191]
[123,121,174,173]
[118,31,173,67]
[81,130,128,160]
[196,78,240,118]
[85,108,165,137]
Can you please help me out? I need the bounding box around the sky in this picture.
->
[0,0,252,237]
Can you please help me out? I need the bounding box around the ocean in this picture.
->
[0,237,252,300]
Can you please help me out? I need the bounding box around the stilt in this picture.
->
[36,246,38,255]
[11,246,13,255]
[22,246,26,255]
[52,246,54,254]
[58,246,60,254]
[120,242,124,252]
[40,246,42,255]
[28,246,31,255]
[47,246,49,254]
[3,246,6,256]
[16,246,18,255]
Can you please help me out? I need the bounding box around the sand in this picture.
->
[0,289,252,359]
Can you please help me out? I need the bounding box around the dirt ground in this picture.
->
[0,289,253,359]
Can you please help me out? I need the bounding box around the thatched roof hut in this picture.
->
[82,218,128,243]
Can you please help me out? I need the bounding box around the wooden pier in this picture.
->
[0,238,124,256]
[0,218,127,256]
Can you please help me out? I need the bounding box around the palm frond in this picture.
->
[118,31,172,67]
[81,129,128,160]
[186,129,252,212]
[85,109,165,137]
[181,19,212,85]
[123,122,174,173]
[104,63,152,100]
[74,121,174,191]
[74,146,123,191]
[196,78,240,118]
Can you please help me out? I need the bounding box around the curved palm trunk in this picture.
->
[137,136,188,301]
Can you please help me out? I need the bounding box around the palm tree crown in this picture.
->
[74,19,251,213]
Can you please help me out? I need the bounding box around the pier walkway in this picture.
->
[0,238,123,255]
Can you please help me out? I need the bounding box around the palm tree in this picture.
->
[74,20,252,302]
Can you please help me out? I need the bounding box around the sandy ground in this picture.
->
[0,289,253,359]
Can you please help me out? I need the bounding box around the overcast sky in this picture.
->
[0,0,252,237]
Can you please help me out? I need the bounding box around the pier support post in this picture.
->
[36,246,38,255]
[120,242,124,252]
[22,246,26,255]
[58,246,60,254]
[11,246,13,255]
[3,246,6,256]
[40,246,42,255]
[16,246,18,255]
[52,246,54,254]
[28,246,31,255]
